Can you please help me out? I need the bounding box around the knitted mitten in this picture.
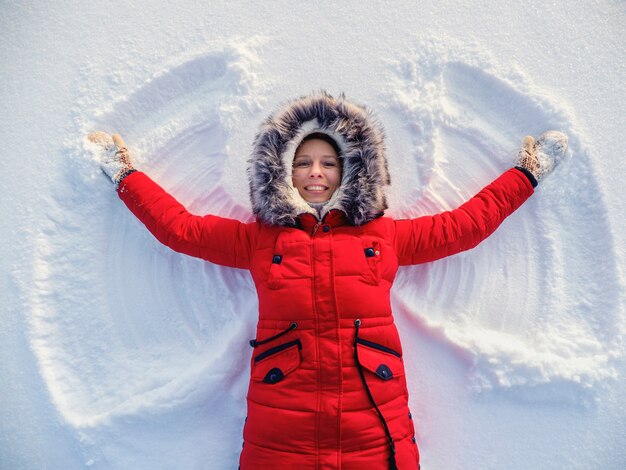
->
[87,132,136,184]
[516,131,568,183]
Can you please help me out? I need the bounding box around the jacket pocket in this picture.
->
[252,339,302,384]
[356,338,405,381]
[267,253,283,290]
[361,238,382,285]
[266,237,312,290]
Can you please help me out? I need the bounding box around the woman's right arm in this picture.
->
[87,132,258,269]
[118,171,259,269]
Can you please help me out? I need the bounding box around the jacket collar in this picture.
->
[297,209,349,234]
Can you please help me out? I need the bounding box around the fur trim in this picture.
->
[248,91,390,226]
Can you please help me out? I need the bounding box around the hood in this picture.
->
[248,91,390,227]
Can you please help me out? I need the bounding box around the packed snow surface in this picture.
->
[1,1,625,469]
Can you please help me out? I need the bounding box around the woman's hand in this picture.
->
[86,131,136,184]
[516,131,568,183]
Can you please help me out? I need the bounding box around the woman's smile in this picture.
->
[304,184,328,191]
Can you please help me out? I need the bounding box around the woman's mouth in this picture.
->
[305,185,328,192]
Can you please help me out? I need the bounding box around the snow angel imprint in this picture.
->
[87,90,568,469]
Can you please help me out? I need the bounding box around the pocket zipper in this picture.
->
[253,339,302,364]
[249,322,298,348]
[355,338,401,358]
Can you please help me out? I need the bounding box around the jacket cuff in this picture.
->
[115,168,138,185]
[116,169,142,193]
[514,166,538,188]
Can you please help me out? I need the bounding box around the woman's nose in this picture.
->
[310,162,323,176]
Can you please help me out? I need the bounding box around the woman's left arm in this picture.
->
[393,167,534,265]
[393,131,568,265]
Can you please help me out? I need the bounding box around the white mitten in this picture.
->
[516,130,568,183]
[86,132,136,184]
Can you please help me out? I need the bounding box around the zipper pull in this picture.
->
[311,222,321,236]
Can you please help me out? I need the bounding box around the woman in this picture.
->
[88,91,567,469]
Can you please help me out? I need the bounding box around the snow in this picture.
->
[1,1,625,469]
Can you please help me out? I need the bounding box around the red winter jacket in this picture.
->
[118,166,533,469]
[116,92,536,469]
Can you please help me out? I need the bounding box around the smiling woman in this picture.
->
[86,90,568,469]
[291,134,342,204]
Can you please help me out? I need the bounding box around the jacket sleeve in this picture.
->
[118,171,259,269]
[393,168,534,266]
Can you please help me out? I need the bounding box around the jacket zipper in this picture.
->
[311,222,321,236]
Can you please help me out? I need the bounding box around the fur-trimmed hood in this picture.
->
[248,91,390,227]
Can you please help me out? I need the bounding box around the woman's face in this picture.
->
[292,138,341,203]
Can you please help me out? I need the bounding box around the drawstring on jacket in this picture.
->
[353,319,398,470]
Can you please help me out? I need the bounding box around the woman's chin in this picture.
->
[301,191,332,203]
[304,196,330,203]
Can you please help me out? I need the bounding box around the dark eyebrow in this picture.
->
[294,154,338,159]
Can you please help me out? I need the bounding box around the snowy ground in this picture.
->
[1,1,625,469]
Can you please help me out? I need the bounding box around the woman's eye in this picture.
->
[323,161,337,168]
[293,161,310,168]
